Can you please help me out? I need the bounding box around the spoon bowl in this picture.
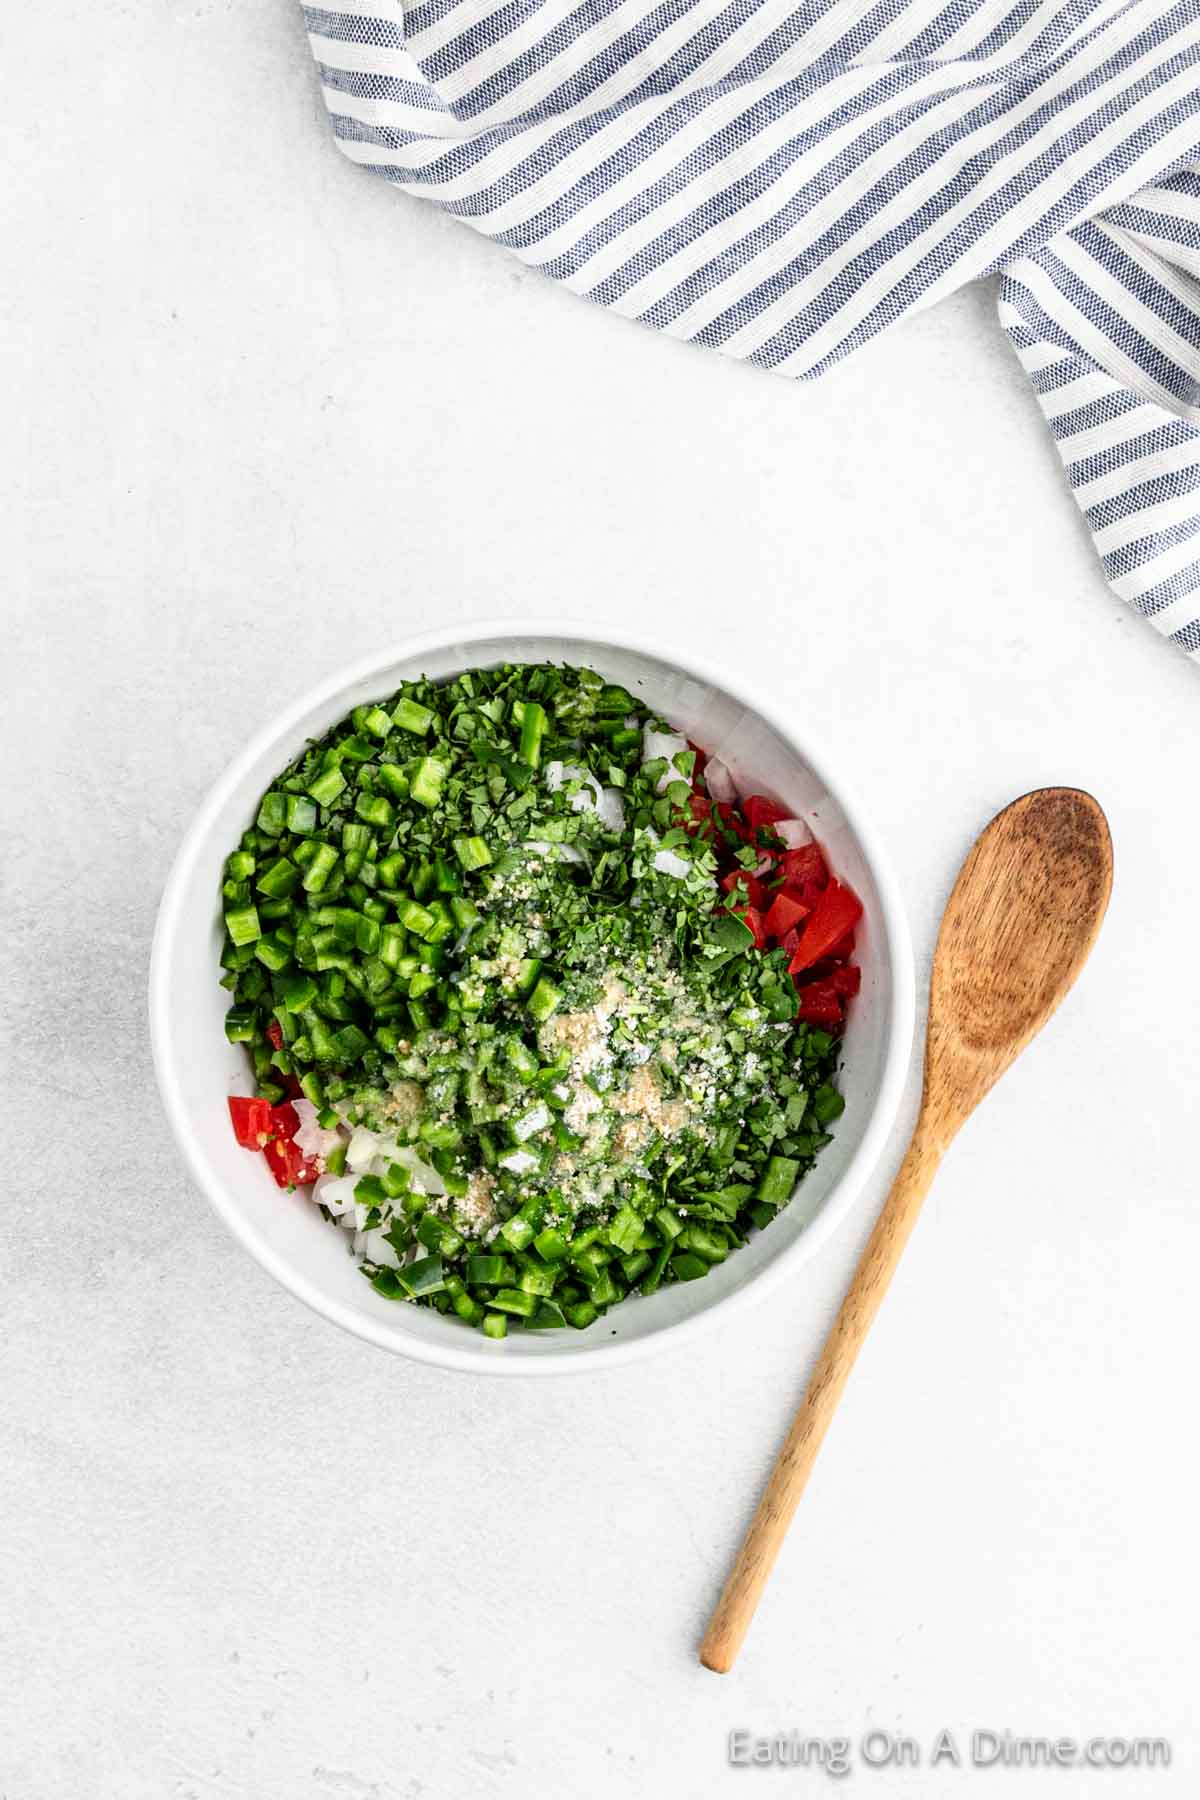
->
[926,788,1113,1139]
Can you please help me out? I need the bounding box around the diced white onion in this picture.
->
[361,1227,400,1270]
[775,817,812,848]
[524,838,589,868]
[543,763,624,835]
[704,757,735,803]
[346,1127,381,1173]
[497,1148,540,1175]
[292,1098,345,1163]
[652,847,692,879]
[545,760,602,813]
[595,787,625,833]
[641,824,714,888]
[752,853,775,877]
[641,724,690,792]
[512,1102,551,1142]
[344,1128,445,1196]
[387,1145,446,1196]
[312,1173,359,1218]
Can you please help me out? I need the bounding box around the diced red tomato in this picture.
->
[721,869,767,908]
[794,982,845,1029]
[290,1147,321,1184]
[687,790,755,848]
[788,880,863,974]
[762,886,809,941]
[271,1101,298,1134]
[229,1095,317,1185]
[262,1136,288,1186]
[228,1095,274,1149]
[261,1102,320,1189]
[266,1020,284,1050]
[719,803,753,842]
[263,1136,320,1189]
[734,904,768,949]
[791,880,827,913]
[743,794,791,832]
[685,792,716,837]
[778,844,829,890]
[799,958,843,985]
[693,808,857,1031]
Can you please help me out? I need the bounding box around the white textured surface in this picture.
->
[4,5,1199,1797]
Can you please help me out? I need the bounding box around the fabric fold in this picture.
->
[304,0,1200,657]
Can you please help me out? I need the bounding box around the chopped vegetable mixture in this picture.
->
[219,663,861,1335]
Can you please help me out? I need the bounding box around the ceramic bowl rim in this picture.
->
[149,619,915,1375]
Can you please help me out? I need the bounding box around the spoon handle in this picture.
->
[699,1121,943,1673]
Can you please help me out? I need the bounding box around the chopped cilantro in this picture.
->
[220,662,846,1333]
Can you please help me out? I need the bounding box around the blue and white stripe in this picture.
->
[305,0,1200,657]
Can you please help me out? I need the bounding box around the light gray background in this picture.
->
[4,5,1198,1798]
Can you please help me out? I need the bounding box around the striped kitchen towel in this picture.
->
[304,0,1200,656]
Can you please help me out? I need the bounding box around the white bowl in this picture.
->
[150,623,914,1374]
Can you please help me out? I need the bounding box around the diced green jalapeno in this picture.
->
[217,664,851,1340]
[392,697,434,735]
[307,766,346,808]
[411,757,448,809]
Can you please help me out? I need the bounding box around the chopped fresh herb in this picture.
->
[219,661,855,1335]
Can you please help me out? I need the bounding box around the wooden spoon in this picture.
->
[700,787,1113,1673]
